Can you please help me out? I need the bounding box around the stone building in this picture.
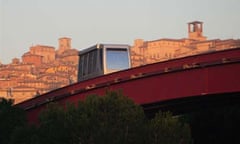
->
[57,37,72,55]
[22,53,43,66]
[56,37,79,65]
[131,21,240,67]
[30,45,56,63]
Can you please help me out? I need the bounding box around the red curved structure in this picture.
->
[16,48,240,123]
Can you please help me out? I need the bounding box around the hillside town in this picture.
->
[0,37,79,103]
[1,21,240,103]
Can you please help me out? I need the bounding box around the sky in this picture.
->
[0,0,240,64]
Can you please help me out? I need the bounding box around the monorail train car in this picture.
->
[78,43,131,81]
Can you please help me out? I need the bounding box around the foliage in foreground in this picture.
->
[0,98,26,144]
[1,91,192,144]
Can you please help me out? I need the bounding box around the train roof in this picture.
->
[79,43,130,55]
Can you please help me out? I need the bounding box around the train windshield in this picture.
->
[106,48,130,70]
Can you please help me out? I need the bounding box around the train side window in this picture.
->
[99,48,103,71]
[92,50,97,72]
[85,50,98,74]
[88,51,93,74]
[83,54,88,76]
[79,56,84,77]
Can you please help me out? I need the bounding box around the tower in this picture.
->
[58,37,71,54]
[188,21,206,41]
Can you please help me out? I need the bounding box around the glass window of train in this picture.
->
[99,48,103,70]
[106,48,130,70]
[83,54,88,76]
[88,51,94,74]
[92,50,97,72]
[79,56,84,77]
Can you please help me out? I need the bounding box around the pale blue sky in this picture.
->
[1,0,240,64]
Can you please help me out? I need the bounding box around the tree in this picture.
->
[9,125,40,144]
[81,91,147,144]
[38,103,73,144]
[0,98,26,144]
[149,111,192,144]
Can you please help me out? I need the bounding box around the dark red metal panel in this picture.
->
[207,63,240,93]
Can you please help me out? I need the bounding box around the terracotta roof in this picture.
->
[188,21,203,24]
[149,38,186,43]
[59,37,71,40]
[31,45,55,49]
[13,85,36,89]
[22,52,43,57]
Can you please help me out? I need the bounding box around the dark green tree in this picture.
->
[0,98,26,144]
[81,91,147,144]
[149,111,192,144]
[37,103,73,144]
[9,125,40,144]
